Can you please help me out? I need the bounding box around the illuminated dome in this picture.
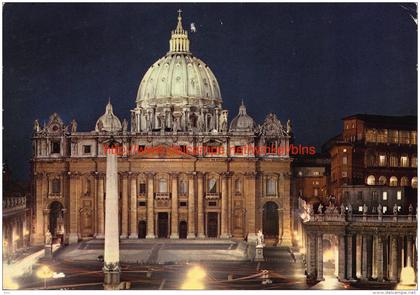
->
[136,11,222,110]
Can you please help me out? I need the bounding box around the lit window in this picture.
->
[397,191,402,200]
[397,206,402,212]
[313,171,320,176]
[412,177,418,189]
[342,156,348,165]
[382,191,388,201]
[367,175,375,185]
[389,155,398,167]
[411,156,417,168]
[378,176,387,185]
[401,177,409,187]
[401,156,409,167]
[383,206,387,214]
[342,171,348,178]
[379,155,387,167]
[358,206,363,212]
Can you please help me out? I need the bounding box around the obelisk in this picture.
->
[103,144,121,289]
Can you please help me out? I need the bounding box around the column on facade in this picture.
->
[306,233,316,277]
[129,174,138,239]
[146,173,155,239]
[356,234,362,278]
[120,173,128,238]
[316,234,324,281]
[338,234,346,280]
[245,172,257,242]
[367,236,373,279]
[197,172,205,238]
[346,234,354,280]
[170,173,179,239]
[376,235,384,281]
[43,209,50,238]
[281,172,292,247]
[68,173,79,244]
[96,174,105,238]
[187,173,196,239]
[221,173,229,238]
[407,235,413,267]
[33,173,45,244]
[390,235,398,281]
[361,235,368,280]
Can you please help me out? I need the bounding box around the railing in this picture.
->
[154,192,171,199]
[3,197,26,212]
[205,193,220,199]
[307,212,416,223]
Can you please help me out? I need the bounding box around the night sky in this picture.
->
[3,3,417,181]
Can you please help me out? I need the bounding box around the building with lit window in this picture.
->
[324,114,417,206]
[30,12,293,247]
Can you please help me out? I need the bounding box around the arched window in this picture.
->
[266,178,277,196]
[208,178,217,193]
[401,176,409,187]
[389,176,398,187]
[412,177,418,189]
[366,175,375,185]
[378,176,387,185]
[159,178,168,193]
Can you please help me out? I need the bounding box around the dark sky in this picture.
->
[3,3,417,181]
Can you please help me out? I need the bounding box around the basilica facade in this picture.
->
[31,12,293,246]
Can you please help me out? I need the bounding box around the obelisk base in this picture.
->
[103,263,121,290]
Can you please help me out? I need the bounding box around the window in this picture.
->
[367,175,375,185]
[366,153,375,167]
[342,156,348,165]
[400,177,408,187]
[52,179,61,194]
[382,191,388,201]
[401,156,409,167]
[358,206,363,212]
[52,141,61,154]
[397,191,402,200]
[208,201,217,207]
[389,155,398,167]
[389,130,399,144]
[159,178,168,193]
[400,130,410,144]
[208,178,217,193]
[266,140,276,154]
[139,183,146,194]
[314,188,318,197]
[138,145,146,153]
[378,176,387,185]
[313,171,320,176]
[411,155,417,168]
[366,129,376,143]
[179,180,188,195]
[372,191,378,201]
[412,177,418,189]
[342,171,348,178]
[266,178,277,196]
[138,201,146,206]
[180,145,187,153]
[179,201,187,207]
[389,176,398,187]
[83,145,91,154]
[383,206,387,214]
[410,131,417,145]
[379,155,387,167]
[397,206,402,212]
[377,129,388,143]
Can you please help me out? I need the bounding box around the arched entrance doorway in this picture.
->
[207,212,218,238]
[262,202,279,240]
[179,221,187,239]
[138,220,146,239]
[49,201,64,243]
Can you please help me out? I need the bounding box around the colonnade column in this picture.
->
[221,173,229,238]
[346,234,354,280]
[245,172,257,242]
[129,174,138,239]
[407,235,413,267]
[187,173,196,239]
[197,172,205,238]
[68,173,79,244]
[120,173,128,238]
[96,174,105,238]
[376,235,384,281]
[306,233,316,277]
[146,173,155,239]
[316,234,324,281]
[338,234,346,280]
[361,235,368,280]
[170,173,179,239]
[390,235,398,281]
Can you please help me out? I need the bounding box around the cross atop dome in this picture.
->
[169,9,190,53]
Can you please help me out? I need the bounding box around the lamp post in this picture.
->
[36,265,54,289]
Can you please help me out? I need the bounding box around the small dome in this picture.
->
[229,101,256,132]
[95,101,122,132]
